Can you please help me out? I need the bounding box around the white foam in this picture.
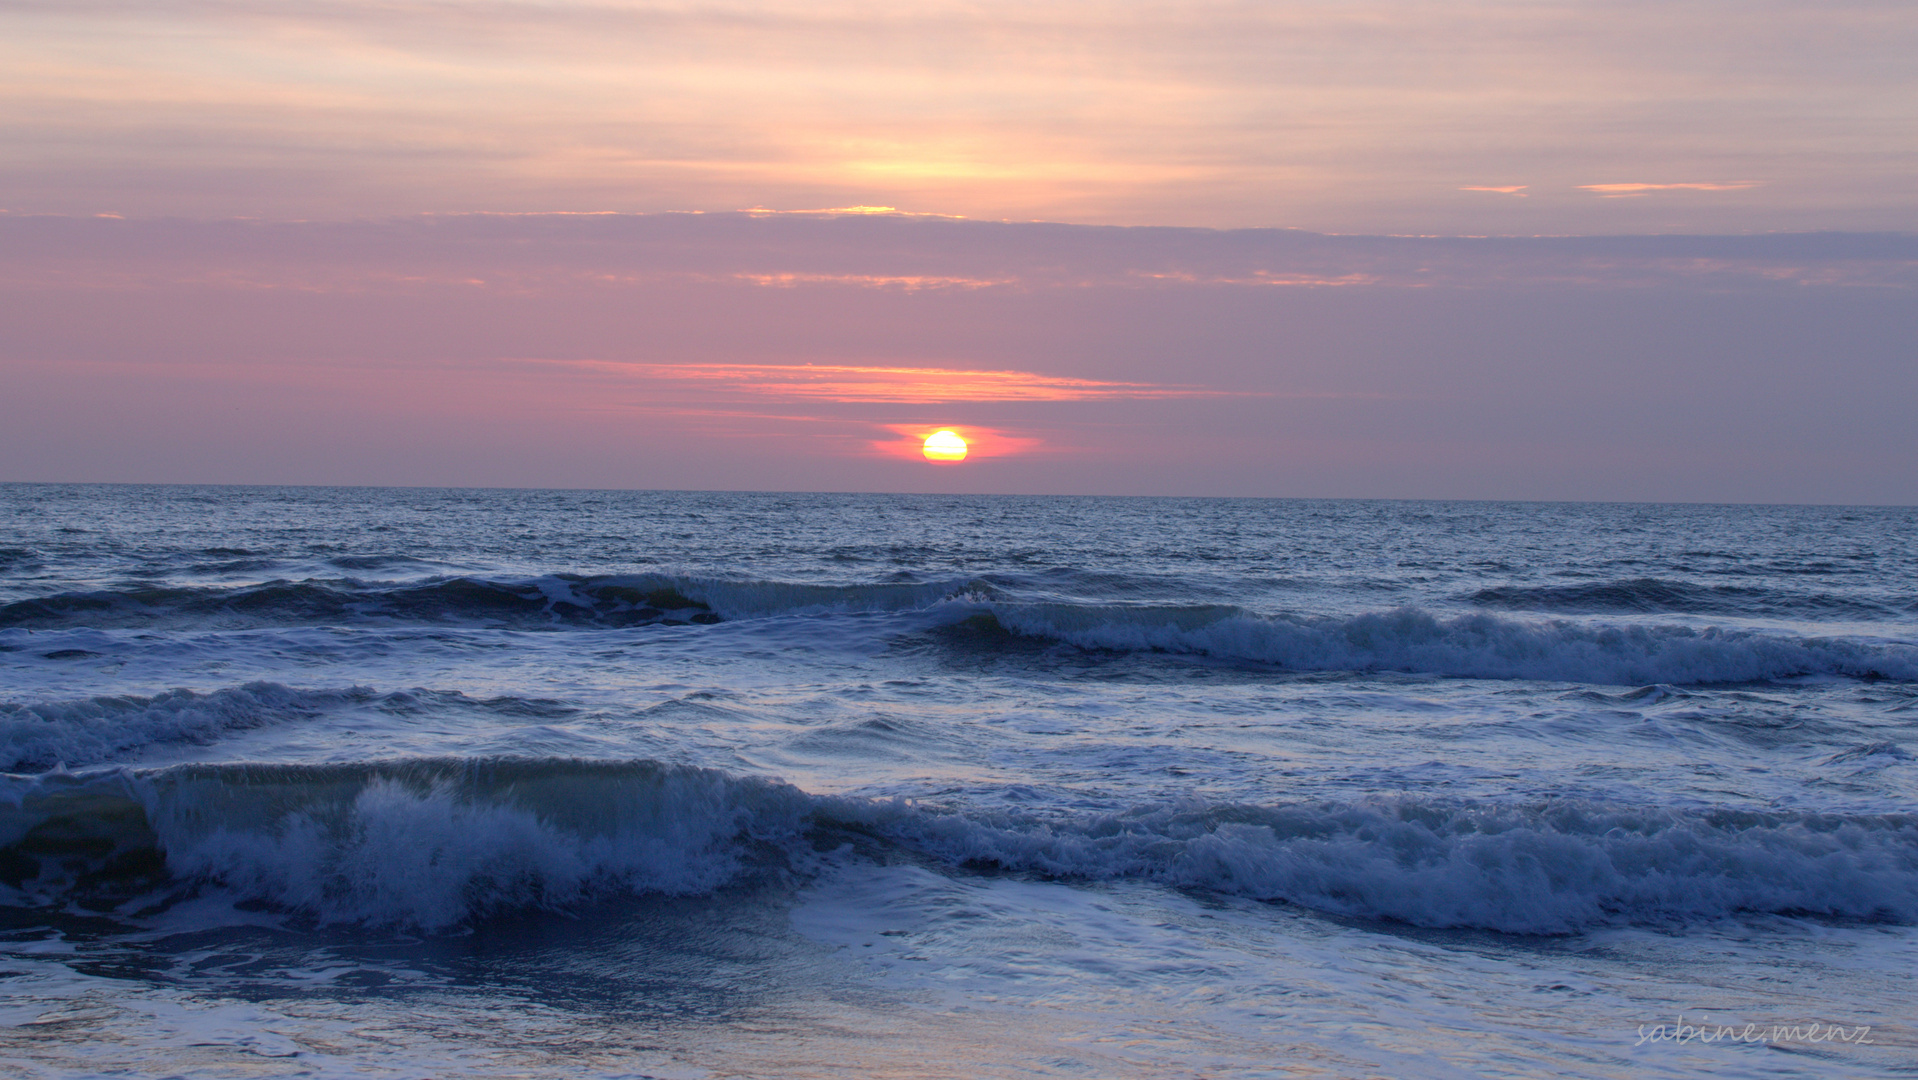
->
[141,760,813,928]
[6,758,1916,935]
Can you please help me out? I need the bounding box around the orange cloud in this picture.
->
[545,361,1226,403]
[1579,182,1761,198]
[1461,186,1528,196]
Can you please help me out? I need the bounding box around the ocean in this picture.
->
[1,484,1913,1078]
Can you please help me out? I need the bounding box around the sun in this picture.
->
[922,429,968,462]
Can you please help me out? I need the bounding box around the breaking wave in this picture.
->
[0,759,813,929]
[867,796,1918,935]
[959,604,1918,685]
[2,759,1914,934]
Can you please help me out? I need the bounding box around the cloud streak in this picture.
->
[7,215,1918,298]
[542,361,1229,403]
[1579,182,1763,198]
[731,272,1012,290]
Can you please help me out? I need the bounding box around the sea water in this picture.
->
[0,484,1912,1078]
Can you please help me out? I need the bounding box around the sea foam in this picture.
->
[0,759,812,928]
[3,760,1913,934]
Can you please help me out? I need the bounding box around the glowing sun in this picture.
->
[922,429,968,462]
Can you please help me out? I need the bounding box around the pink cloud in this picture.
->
[1129,270,1384,287]
[1579,182,1761,198]
[731,271,1013,290]
[535,361,1229,403]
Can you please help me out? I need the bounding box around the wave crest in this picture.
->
[0,683,374,772]
[965,604,1918,684]
[1470,577,1901,620]
[0,575,728,630]
[1,759,812,928]
[864,798,1918,934]
[3,760,1914,934]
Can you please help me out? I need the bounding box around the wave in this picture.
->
[864,796,1918,935]
[0,685,588,773]
[0,683,376,772]
[0,572,1019,630]
[1469,577,1904,620]
[2,758,1914,934]
[0,759,813,929]
[0,576,730,630]
[962,605,1918,684]
[5,570,1914,685]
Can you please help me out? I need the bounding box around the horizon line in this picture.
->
[1,479,1909,510]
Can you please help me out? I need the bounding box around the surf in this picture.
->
[6,758,1915,935]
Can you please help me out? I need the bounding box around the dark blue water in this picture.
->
[2,485,1913,1077]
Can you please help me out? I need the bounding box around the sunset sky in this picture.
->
[3,0,1915,501]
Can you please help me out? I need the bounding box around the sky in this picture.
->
[2,0,1915,501]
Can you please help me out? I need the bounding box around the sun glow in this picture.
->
[922,429,968,462]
